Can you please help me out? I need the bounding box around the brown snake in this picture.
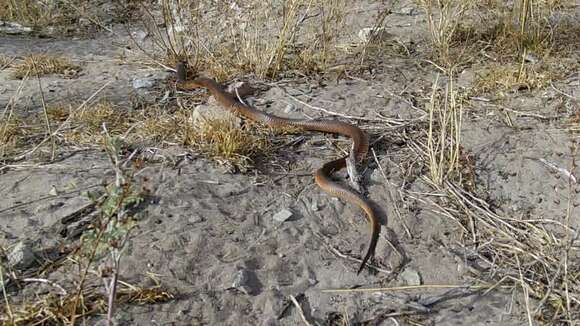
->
[176,63,380,274]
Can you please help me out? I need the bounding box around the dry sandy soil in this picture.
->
[1,0,579,325]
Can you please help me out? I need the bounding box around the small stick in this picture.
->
[321,284,508,294]
[289,295,314,326]
[346,143,362,192]
[278,86,389,122]
[22,278,67,295]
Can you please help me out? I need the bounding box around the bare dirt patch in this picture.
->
[1,0,578,325]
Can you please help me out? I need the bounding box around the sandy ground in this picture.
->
[1,1,579,325]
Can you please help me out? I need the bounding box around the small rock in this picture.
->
[131,30,149,42]
[0,21,33,35]
[310,200,319,212]
[398,7,418,16]
[399,267,422,286]
[49,185,58,196]
[370,169,384,184]
[357,27,394,43]
[524,52,539,64]
[189,214,203,224]
[284,103,296,113]
[191,104,242,127]
[272,209,293,223]
[132,77,155,89]
[8,241,38,270]
[231,269,255,295]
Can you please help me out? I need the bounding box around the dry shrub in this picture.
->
[135,0,351,80]
[185,119,272,170]
[3,98,275,171]
[0,0,78,29]
[474,64,551,94]
[0,118,24,157]
[11,54,80,79]
[0,55,13,69]
[452,0,577,60]
[135,107,274,170]
[48,101,131,145]
[426,73,463,186]
[0,0,143,32]
[0,285,172,325]
[416,0,475,66]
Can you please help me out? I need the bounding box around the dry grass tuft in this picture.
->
[440,179,580,323]
[0,118,25,157]
[3,98,277,171]
[406,108,579,323]
[417,0,475,67]
[135,108,192,144]
[134,0,352,80]
[0,284,173,325]
[0,0,141,33]
[425,73,464,186]
[118,285,174,305]
[451,0,578,60]
[135,107,275,171]
[46,101,130,145]
[184,119,272,170]
[0,0,47,26]
[11,54,80,79]
[566,112,580,133]
[0,55,13,70]
[474,64,551,94]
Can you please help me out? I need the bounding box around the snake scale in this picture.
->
[176,63,380,274]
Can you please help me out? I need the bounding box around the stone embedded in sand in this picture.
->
[231,269,257,295]
[272,209,293,223]
[189,214,203,224]
[0,21,33,35]
[284,103,296,113]
[357,27,394,43]
[398,6,418,16]
[191,104,242,127]
[132,77,155,89]
[399,267,422,286]
[8,241,38,270]
[311,200,319,212]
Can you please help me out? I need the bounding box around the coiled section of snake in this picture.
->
[177,76,380,274]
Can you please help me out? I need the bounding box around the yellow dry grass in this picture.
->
[0,118,24,157]
[474,64,551,94]
[11,54,80,79]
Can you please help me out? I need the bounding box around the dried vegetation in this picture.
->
[1,0,579,324]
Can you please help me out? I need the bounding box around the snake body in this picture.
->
[177,74,379,274]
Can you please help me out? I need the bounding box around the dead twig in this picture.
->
[289,295,315,326]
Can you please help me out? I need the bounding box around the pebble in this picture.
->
[284,103,296,113]
[8,241,38,270]
[357,27,394,43]
[399,267,422,286]
[132,77,155,89]
[398,7,418,16]
[310,200,319,212]
[231,269,255,295]
[0,21,33,35]
[191,104,242,127]
[272,209,293,223]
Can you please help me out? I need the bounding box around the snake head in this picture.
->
[176,61,188,83]
[175,61,205,90]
